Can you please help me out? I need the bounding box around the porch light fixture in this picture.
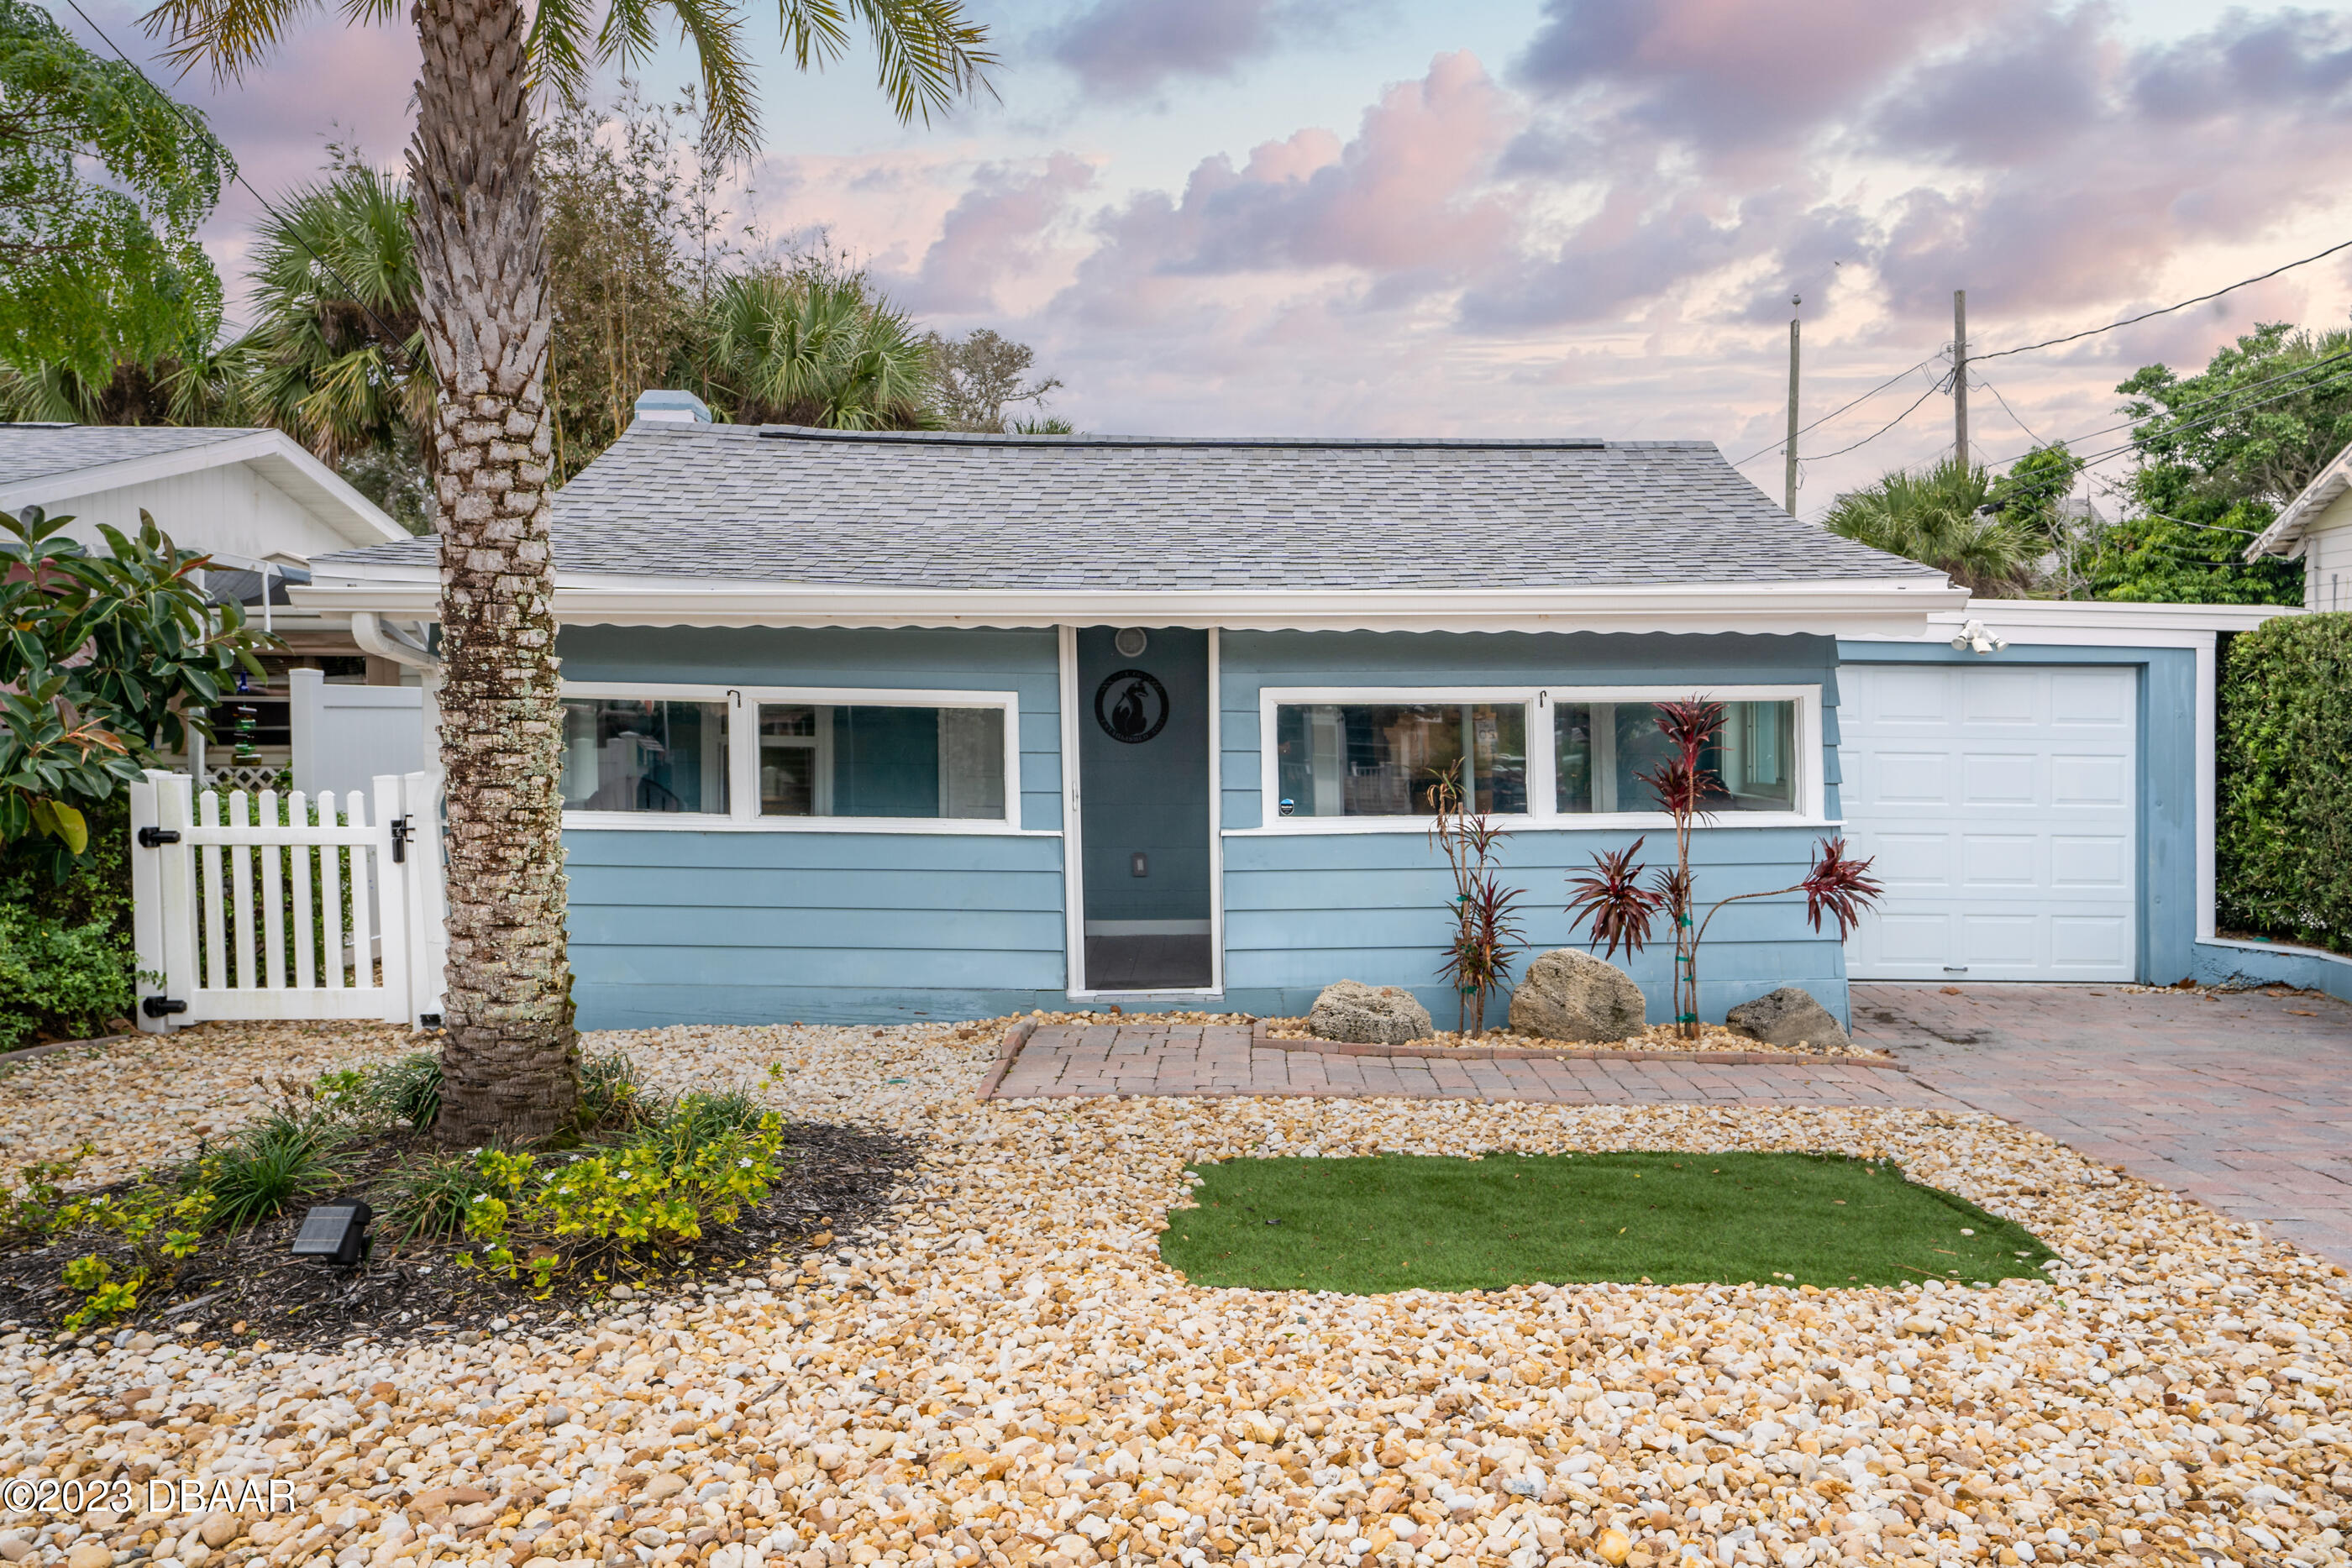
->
[1114,627,1149,658]
[291,1202,373,1266]
[1950,620,2008,656]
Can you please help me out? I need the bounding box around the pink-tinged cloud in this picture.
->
[1040,0,1289,94]
[887,155,1096,316]
[1069,50,1518,295]
[1515,0,1992,148]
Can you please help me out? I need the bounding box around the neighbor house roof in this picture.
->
[2246,441,2352,561]
[299,422,1963,633]
[0,422,408,549]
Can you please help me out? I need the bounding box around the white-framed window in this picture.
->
[1254,684,1824,832]
[559,682,1023,833]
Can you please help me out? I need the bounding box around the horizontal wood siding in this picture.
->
[565,828,1067,1026]
[555,627,1068,1025]
[1218,630,1847,1023]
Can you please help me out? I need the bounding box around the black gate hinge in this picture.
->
[141,997,189,1018]
[137,827,181,848]
[390,815,410,863]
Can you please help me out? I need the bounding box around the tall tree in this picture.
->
[542,86,731,482]
[0,0,234,419]
[922,326,1059,432]
[689,260,937,428]
[142,0,994,1142]
[1824,456,2034,596]
[230,156,434,528]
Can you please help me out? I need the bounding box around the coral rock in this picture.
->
[1725,986,1852,1051]
[1507,949,1646,1041]
[1307,980,1434,1044]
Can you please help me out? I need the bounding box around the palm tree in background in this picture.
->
[141,0,995,1142]
[689,265,937,429]
[234,162,429,466]
[1824,456,2035,597]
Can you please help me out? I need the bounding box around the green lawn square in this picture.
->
[1159,1151,2054,1294]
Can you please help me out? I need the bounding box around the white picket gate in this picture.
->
[129,768,447,1030]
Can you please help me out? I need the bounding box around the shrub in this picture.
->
[381,1150,503,1242]
[0,793,134,1051]
[202,1112,344,1230]
[578,1048,661,1131]
[455,1105,788,1288]
[2218,613,2352,953]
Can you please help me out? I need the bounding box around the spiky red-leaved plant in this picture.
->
[1564,837,1664,960]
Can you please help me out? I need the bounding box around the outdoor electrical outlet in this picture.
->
[1131,852,1149,877]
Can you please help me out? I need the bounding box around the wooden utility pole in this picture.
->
[1953,288,1970,469]
[1784,294,1801,514]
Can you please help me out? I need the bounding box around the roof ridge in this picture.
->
[647,422,1687,452]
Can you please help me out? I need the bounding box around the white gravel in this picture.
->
[0,1017,2346,1568]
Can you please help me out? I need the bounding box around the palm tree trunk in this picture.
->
[409,0,578,1141]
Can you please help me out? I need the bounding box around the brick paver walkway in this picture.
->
[995,983,2352,1262]
[1858,982,2352,1265]
[994,1023,1958,1109]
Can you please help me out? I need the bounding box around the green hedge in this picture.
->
[0,794,136,1051]
[2217,613,2352,955]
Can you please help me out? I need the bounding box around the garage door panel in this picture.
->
[1960,834,2039,888]
[1958,914,2041,967]
[2053,754,2129,806]
[2050,835,2128,889]
[1961,670,2041,725]
[1869,832,1951,888]
[1840,663,2135,983]
[1961,753,2039,805]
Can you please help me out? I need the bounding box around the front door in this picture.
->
[1074,627,1214,991]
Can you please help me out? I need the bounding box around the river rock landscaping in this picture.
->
[0,1018,2347,1568]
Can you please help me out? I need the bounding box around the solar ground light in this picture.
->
[291,1201,373,1266]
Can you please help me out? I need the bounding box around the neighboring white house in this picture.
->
[0,422,432,789]
[2246,441,2352,611]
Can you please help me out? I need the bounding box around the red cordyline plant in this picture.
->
[1430,762,1526,1037]
[1564,699,1884,1039]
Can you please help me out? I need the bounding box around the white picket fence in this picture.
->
[129,768,447,1030]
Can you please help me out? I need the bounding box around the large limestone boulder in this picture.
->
[1307,980,1435,1045]
[1725,986,1852,1051]
[1507,949,1646,1042]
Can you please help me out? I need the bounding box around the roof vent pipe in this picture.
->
[633,389,713,424]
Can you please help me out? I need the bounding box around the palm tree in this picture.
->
[232,162,432,473]
[689,265,937,428]
[1824,456,2035,596]
[142,0,995,1143]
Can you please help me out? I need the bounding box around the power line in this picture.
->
[1981,345,2352,477]
[1972,374,2045,447]
[1732,352,1945,466]
[54,0,422,375]
[1802,375,1951,463]
[1974,237,2352,364]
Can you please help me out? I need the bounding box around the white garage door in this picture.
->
[1838,663,2137,982]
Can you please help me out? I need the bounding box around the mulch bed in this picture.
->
[0,1120,918,1350]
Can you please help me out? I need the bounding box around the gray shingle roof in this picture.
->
[310,422,1945,591]
[0,422,259,485]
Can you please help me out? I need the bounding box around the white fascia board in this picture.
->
[2247,443,2352,559]
[1845,596,2302,648]
[291,575,1969,634]
[0,429,408,547]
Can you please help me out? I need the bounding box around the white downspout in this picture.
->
[352,611,444,783]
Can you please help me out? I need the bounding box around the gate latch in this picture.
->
[136,826,181,848]
[390,815,410,863]
[141,997,189,1019]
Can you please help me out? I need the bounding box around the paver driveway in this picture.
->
[998,981,2352,1264]
[1857,981,2352,1266]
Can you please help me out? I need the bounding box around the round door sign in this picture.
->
[1094,669,1170,744]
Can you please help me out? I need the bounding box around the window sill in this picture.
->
[561,812,1051,836]
[1225,813,1841,836]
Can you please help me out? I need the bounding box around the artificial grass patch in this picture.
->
[1159,1151,2054,1294]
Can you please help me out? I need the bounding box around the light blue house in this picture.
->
[304,402,2299,1028]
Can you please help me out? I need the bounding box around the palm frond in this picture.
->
[139,0,323,81]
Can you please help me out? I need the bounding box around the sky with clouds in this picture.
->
[58,0,2352,514]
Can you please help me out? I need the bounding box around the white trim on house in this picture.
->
[1206,627,1225,997]
[295,576,1968,636]
[1057,627,1087,994]
[2245,442,2352,560]
[555,679,1031,835]
[0,428,409,548]
[1242,683,1829,835]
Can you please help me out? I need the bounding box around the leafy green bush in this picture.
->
[381,1149,503,1242]
[201,1112,344,1230]
[577,1048,661,1131]
[2217,614,2352,953]
[0,793,134,1051]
